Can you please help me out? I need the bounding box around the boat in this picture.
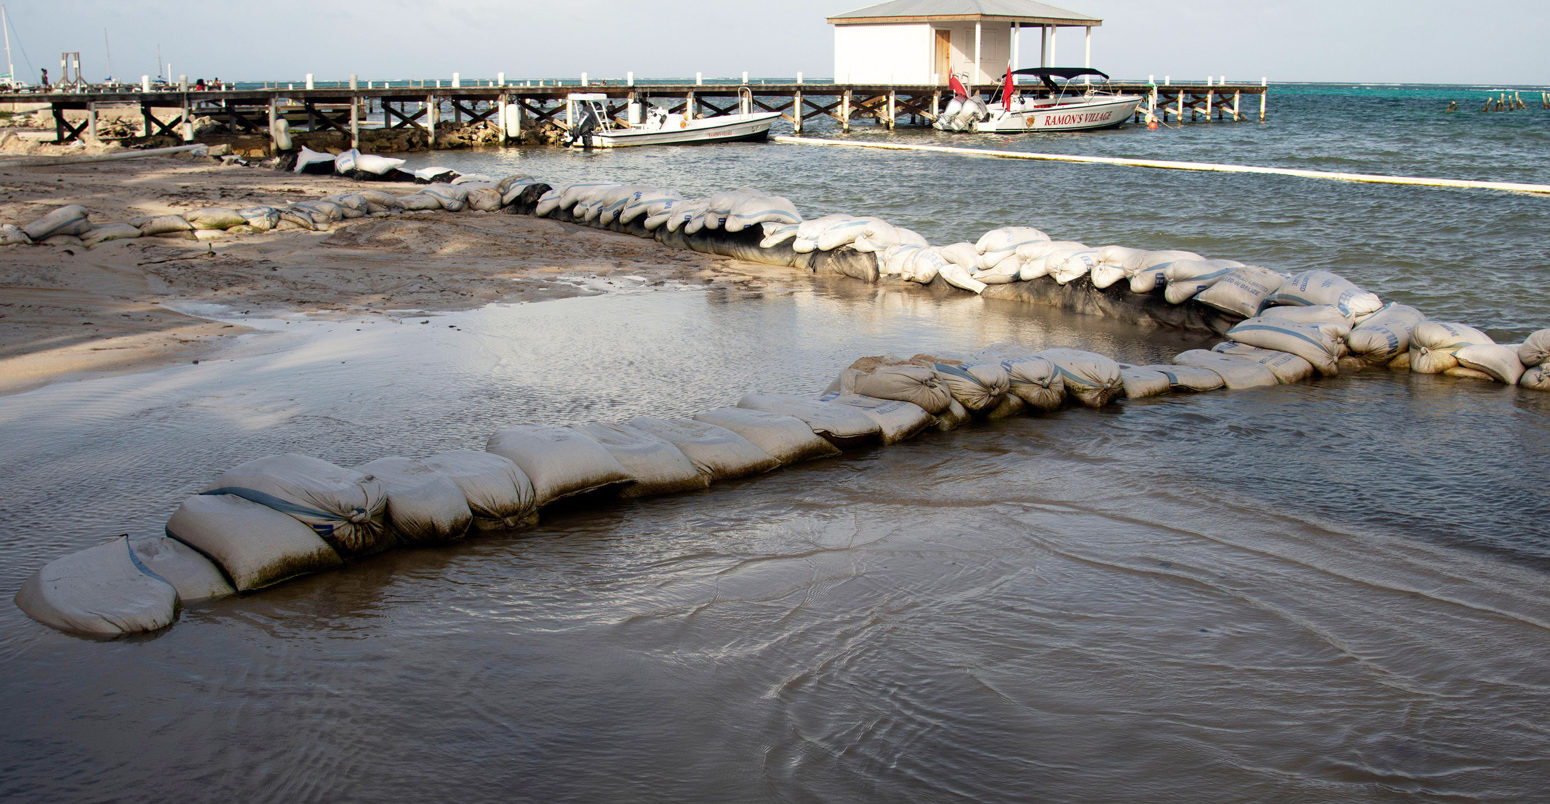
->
[933,67,1144,134]
[564,92,781,148]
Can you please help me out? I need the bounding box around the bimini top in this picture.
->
[828,0,1101,26]
[1011,66,1110,90]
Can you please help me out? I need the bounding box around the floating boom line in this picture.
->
[774,136,1550,197]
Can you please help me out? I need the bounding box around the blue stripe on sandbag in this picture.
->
[1229,323,1332,353]
[933,362,988,388]
[121,536,180,598]
[201,486,337,523]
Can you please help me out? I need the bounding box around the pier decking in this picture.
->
[3,80,1270,148]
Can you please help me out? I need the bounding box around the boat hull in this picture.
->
[973,95,1144,133]
[584,112,782,148]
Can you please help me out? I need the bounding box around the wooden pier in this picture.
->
[2,79,1270,148]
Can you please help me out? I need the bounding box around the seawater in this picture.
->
[1,83,1548,801]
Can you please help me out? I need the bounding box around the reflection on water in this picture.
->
[2,283,1547,800]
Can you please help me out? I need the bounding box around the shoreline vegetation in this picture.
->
[0,151,803,395]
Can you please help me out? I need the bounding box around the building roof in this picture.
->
[828,0,1101,26]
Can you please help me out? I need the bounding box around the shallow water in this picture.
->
[4,83,1550,800]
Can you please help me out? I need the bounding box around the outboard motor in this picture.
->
[564,104,602,149]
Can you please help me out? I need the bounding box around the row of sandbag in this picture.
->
[11,337,1157,639]
[1,173,554,247]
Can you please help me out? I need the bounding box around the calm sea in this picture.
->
[1,82,1547,801]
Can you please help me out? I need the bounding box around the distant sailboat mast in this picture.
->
[103,27,111,82]
[2,5,16,87]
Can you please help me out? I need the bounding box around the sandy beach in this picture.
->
[0,150,801,395]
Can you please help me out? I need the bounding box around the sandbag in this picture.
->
[736,393,882,449]
[971,252,1024,285]
[1173,349,1280,389]
[1037,348,1124,408]
[22,204,91,241]
[1226,317,1343,376]
[974,226,1050,269]
[329,194,371,219]
[355,457,474,545]
[237,206,281,231]
[1410,321,1493,374]
[135,214,194,236]
[1126,250,1203,294]
[355,152,406,177]
[202,453,389,557]
[1258,303,1355,337]
[465,186,503,212]
[1519,365,1550,391]
[976,346,1065,411]
[182,207,247,232]
[627,417,779,482]
[293,146,336,175]
[983,394,1027,420]
[1012,240,1087,282]
[577,422,708,497]
[355,191,402,215]
[1091,245,1149,289]
[421,184,469,212]
[1144,363,1226,392]
[486,425,633,506]
[413,166,457,184]
[81,222,142,246]
[724,194,802,232]
[1212,342,1316,384]
[622,189,685,225]
[129,536,236,603]
[1120,366,1172,399]
[1048,249,1104,285]
[1346,303,1424,365]
[293,200,344,224]
[397,194,442,212]
[15,536,179,637]
[1266,270,1383,317]
[334,149,360,175]
[0,223,32,245]
[909,357,1007,412]
[421,450,537,530]
[691,407,842,464]
[1193,265,1286,318]
[933,399,972,430]
[1454,343,1526,385]
[1161,259,1244,305]
[836,358,951,414]
[166,493,344,591]
[1518,330,1550,367]
[820,394,933,445]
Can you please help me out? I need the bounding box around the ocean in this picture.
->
[1,82,1547,801]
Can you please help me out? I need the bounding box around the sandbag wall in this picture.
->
[13,159,1550,637]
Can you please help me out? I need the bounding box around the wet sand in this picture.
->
[0,152,799,394]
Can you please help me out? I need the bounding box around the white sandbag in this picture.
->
[355,152,406,176]
[465,186,503,212]
[81,223,142,246]
[498,176,541,206]
[1226,317,1343,376]
[356,191,402,215]
[736,393,882,447]
[795,214,854,243]
[1410,321,1494,374]
[0,223,32,245]
[725,194,802,232]
[971,252,1025,284]
[989,354,1065,411]
[1345,303,1424,365]
[327,194,370,219]
[1173,349,1280,389]
[922,359,1007,412]
[975,226,1050,269]
[1519,365,1550,391]
[691,407,841,464]
[557,181,620,212]
[486,425,633,506]
[1259,303,1355,336]
[292,146,336,174]
[334,148,360,175]
[1120,366,1172,399]
[293,200,344,224]
[938,260,988,294]
[451,173,496,186]
[593,185,646,225]
[1012,240,1087,282]
[1212,342,1316,384]
[1126,250,1203,293]
[1037,348,1125,408]
[936,242,982,272]
[661,199,710,233]
[576,422,708,498]
[852,222,927,253]
[815,217,883,251]
[275,207,318,230]
[1455,343,1526,385]
[166,493,344,591]
[820,394,933,445]
[1162,258,1245,305]
[1092,245,1149,288]
[1048,249,1104,285]
[1194,265,1286,318]
[1266,270,1383,317]
[533,188,564,217]
[183,207,248,231]
[838,359,952,414]
[129,536,235,603]
[421,184,469,212]
[760,222,800,249]
[1144,363,1226,392]
[900,247,946,284]
[1517,330,1550,367]
[421,451,537,530]
[413,166,457,183]
[237,206,281,231]
[136,214,194,236]
[397,194,442,212]
[203,453,389,557]
[627,417,779,481]
[618,188,681,224]
[355,457,473,545]
[15,536,179,637]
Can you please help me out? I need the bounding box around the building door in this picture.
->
[934,29,951,83]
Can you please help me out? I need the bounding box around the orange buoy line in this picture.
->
[773,136,1550,197]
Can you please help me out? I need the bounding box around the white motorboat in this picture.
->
[565,92,781,148]
[934,68,1144,134]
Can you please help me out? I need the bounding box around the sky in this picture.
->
[3,0,1546,86]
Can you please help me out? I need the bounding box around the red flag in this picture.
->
[1002,67,1014,110]
[949,74,969,100]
